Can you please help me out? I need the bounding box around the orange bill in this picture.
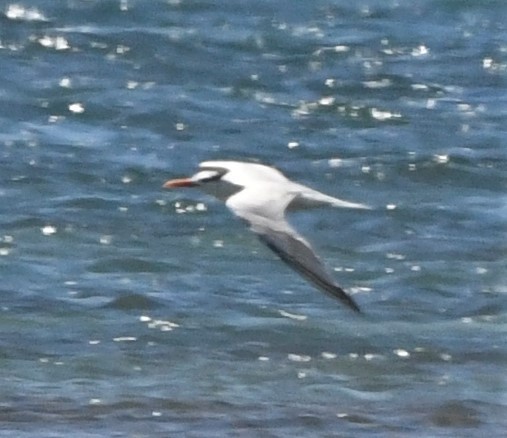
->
[162,178,197,188]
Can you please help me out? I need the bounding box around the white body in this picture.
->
[165,160,370,312]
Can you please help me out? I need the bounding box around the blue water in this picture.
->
[1,1,506,436]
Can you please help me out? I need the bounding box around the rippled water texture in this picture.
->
[1,1,506,436]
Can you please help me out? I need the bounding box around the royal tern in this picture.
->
[163,160,370,313]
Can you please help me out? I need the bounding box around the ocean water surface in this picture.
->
[0,0,506,436]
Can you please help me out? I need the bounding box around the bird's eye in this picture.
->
[192,169,224,183]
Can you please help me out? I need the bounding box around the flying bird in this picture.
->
[163,160,370,312]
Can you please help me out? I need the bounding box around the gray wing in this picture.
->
[254,221,360,312]
[226,188,361,312]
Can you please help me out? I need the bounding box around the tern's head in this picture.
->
[165,160,287,187]
[163,168,225,188]
[163,162,247,201]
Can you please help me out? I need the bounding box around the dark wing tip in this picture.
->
[260,236,362,313]
[326,283,361,313]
